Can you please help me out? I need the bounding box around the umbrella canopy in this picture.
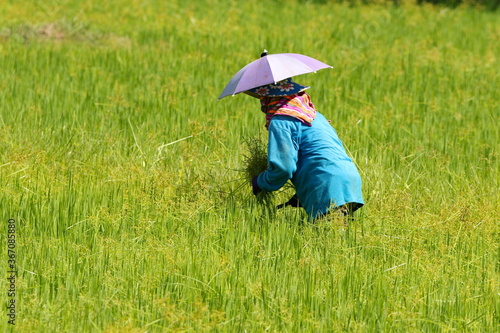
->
[218,51,332,99]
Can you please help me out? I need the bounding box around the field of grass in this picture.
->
[1,0,499,331]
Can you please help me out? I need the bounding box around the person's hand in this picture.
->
[251,176,262,196]
[276,194,302,209]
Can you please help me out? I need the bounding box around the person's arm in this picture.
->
[256,120,299,192]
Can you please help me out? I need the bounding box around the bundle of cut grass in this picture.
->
[243,136,268,182]
[242,136,273,202]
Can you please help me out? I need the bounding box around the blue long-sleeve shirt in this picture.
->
[256,112,364,219]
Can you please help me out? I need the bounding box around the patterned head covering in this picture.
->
[260,91,317,129]
[247,78,310,97]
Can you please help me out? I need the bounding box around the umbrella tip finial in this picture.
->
[260,49,268,57]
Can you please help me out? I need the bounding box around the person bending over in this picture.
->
[246,78,364,221]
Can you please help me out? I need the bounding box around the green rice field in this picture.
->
[0,0,499,331]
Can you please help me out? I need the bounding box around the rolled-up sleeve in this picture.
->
[257,120,298,192]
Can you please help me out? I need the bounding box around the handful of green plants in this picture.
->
[243,136,268,182]
[242,136,273,202]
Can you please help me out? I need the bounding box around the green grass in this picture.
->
[0,0,499,332]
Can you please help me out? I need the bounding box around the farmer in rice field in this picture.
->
[245,78,364,221]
